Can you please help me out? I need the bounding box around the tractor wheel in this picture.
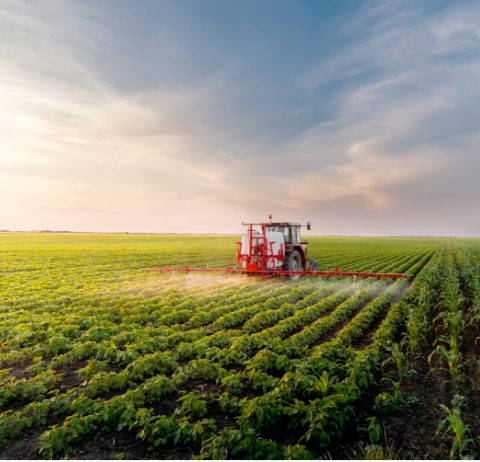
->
[286,250,302,280]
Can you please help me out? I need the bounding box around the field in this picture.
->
[1,233,479,459]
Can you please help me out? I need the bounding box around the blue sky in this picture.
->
[1,0,479,235]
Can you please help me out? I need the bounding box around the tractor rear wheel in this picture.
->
[286,250,302,280]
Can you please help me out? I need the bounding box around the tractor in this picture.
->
[236,219,318,280]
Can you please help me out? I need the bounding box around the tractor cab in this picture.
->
[266,223,302,246]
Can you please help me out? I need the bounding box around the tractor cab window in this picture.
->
[267,226,291,244]
[292,227,301,244]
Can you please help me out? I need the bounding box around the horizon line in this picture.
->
[1,230,479,239]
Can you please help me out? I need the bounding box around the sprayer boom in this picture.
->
[146,218,409,280]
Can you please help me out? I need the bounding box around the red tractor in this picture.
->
[236,219,318,280]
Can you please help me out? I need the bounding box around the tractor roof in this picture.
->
[268,222,301,227]
[241,222,301,227]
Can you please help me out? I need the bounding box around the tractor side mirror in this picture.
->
[307,221,311,231]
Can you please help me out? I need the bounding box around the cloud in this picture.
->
[0,1,242,224]
[277,0,479,233]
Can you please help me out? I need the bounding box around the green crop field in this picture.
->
[1,233,479,459]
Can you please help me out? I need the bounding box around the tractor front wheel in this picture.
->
[286,250,302,280]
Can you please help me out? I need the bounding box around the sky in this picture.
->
[1,0,480,236]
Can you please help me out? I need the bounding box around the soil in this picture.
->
[55,361,88,391]
[2,359,34,379]
[0,414,65,460]
[329,358,452,460]
[459,321,480,454]
[380,360,451,459]
[68,431,192,460]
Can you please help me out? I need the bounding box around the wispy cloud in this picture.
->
[279,0,480,235]
[0,1,245,231]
